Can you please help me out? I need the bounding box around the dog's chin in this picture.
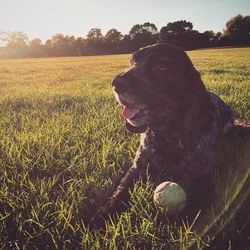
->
[127,117,145,126]
[125,116,149,133]
[125,120,148,133]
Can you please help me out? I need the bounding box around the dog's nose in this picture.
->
[112,76,127,93]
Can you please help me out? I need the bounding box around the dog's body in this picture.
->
[90,43,244,227]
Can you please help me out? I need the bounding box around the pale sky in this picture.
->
[0,0,249,45]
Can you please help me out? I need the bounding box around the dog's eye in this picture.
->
[155,62,168,71]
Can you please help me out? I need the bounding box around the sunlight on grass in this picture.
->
[0,48,249,249]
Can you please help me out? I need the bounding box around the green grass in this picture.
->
[0,48,249,249]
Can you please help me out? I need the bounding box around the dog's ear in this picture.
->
[188,64,206,87]
[125,120,147,133]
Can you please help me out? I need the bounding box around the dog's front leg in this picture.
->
[90,145,150,228]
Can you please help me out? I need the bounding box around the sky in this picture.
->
[0,0,249,46]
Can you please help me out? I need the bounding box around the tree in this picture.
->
[30,38,42,48]
[120,34,132,53]
[222,15,250,45]
[161,20,193,36]
[75,37,85,56]
[45,39,52,47]
[159,20,193,40]
[43,39,52,56]
[2,15,250,58]
[159,20,210,50]
[49,34,76,56]
[129,22,158,38]
[142,22,158,35]
[105,29,123,53]
[2,32,30,58]
[105,29,122,44]
[29,38,47,57]
[3,31,29,46]
[85,28,105,55]
[0,30,6,42]
[199,31,219,47]
[128,22,158,51]
[86,28,104,42]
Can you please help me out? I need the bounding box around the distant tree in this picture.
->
[2,31,30,58]
[45,39,52,47]
[142,22,158,35]
[2,15,249,58]
[0,31,7,58]
[85,28,105,55]
[200,31,219,47]
[159,20,214,50]
[66,35,77,55]
[129,22,158,38]
[29,38,47,57]
[120,34,132,53]
[215,32,222,42]
[87,28,104,42]
[30,38,42,49]
[51,34,65,56]
[105,29,122,44]
[3,31,29,46]
[129,22,158,51]
[49,34,76,56]
[75,37,85,56]
[43,39,52,56]
[105,28,123,53]
[0,30,6,42]
[222,15,250,45]
[159,21,192,42]
[161,20,193,36]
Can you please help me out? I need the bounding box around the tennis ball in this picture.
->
[153,181,186,214]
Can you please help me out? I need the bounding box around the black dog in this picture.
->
[90,43,247,228]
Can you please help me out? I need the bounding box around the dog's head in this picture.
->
[112,43,208,133]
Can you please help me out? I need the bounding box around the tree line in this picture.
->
[0,14,249,58]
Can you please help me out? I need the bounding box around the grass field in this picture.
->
[0,48,249,249]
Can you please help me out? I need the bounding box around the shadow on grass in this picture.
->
[194,127,250,249]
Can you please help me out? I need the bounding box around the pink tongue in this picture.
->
[122,106,140,119]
